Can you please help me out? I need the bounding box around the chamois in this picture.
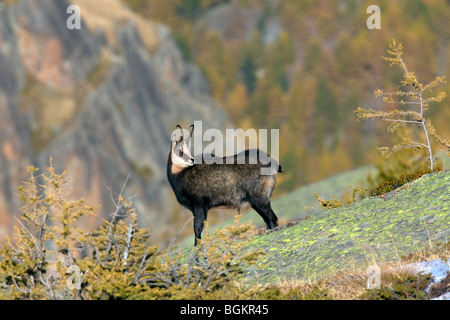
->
[167,124,281,246]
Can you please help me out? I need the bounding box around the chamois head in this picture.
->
[170,124,194,174]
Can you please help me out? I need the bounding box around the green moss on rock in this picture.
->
[242,171,450,284]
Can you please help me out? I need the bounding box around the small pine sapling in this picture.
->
[355,40,450,171]
[0,161,98,299]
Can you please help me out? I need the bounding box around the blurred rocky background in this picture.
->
[0,0,233,244]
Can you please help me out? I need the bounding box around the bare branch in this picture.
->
[122,220,135,266]
[11,277,29,295]
[104,175,134,262]
[13,215,41,257]
[168,217,194,255]
[381,118,422,124]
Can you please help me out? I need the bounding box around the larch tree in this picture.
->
[355,39,449,171]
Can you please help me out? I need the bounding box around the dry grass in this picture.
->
[272,241,449,300]
[401,240,450,264]
[272,262,420,300]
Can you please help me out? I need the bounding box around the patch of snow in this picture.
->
[401,258,450,299]
[404,259,450,283]
[431,292,450,300]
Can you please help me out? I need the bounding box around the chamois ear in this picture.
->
[170,124,184,145]
[176,125,184,139]
[170,133,178,148]
[185,124,194,145]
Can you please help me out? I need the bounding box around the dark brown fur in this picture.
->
[168,145,281,246]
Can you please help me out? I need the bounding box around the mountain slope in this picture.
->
[242,170,450,284]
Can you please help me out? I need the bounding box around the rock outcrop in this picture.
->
[0,0,233,244]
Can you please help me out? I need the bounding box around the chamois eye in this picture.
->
[179,149,184,157]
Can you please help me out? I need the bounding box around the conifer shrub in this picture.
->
[361,139,444,202]
[312,186,362,211]
[368,168,437,197]
[0,162,264,300]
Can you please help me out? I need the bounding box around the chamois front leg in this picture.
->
[192,207,207,246]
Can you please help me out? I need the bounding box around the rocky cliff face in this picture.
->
[0,0,233,244]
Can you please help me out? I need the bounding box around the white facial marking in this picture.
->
[171,140,194,174]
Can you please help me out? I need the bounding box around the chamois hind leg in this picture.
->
[250,200,278,230]
[192,207,208,246]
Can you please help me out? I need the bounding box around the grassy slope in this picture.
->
[271,165,377,222]
[242,170,450,285]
